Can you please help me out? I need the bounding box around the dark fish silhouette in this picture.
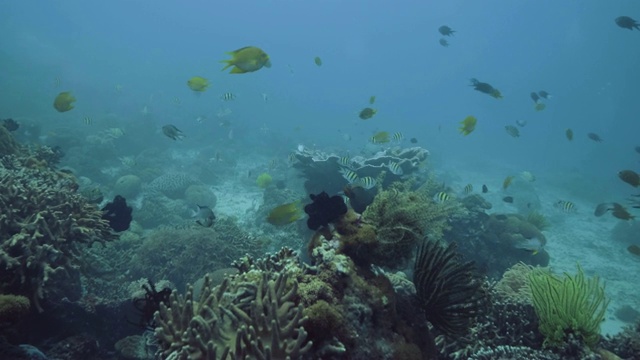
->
[530,92,540,103]
[482,184,488,193]
[102,195,133,232]
[587,132,603,142]
[438,25,455,36]
[615,16,640,31]
[162,124,185,140]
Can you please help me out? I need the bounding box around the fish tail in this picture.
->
[220,61,233,71]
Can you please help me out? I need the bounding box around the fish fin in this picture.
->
[230,67,246,74]
[220,60,233,72]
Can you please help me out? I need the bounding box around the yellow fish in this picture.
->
[359,107,377,120]
[267,201,302,226]
[53,91,76,112]
[371,131,390,144]
[503,175,515,190]
[221,46,271,74]
[187,76,209,92]
[314,56,322,66]
[458,115,477,135]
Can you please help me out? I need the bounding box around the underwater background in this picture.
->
[1,1,640,359]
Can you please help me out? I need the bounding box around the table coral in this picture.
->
[292,146,428,195]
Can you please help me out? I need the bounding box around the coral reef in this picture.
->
[0,148,117,312]
[184,184,217,209]
[528,264,609,349]
[360,181,453,268]
[146,172,200,199]
[1,118,19,132]
[129,218,263,289]
[448,212,550,278]
[0,125,20,155]
[493,261,534,303]
[602,319,640,358]
[114,174,142,198]
[0,294,30,325]
[135,194,185,229]
[292,146,428,194]
[154,271,311,359]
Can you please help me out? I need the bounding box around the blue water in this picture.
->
[2,1,639,186]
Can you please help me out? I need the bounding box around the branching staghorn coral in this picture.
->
[528,264,608,349]
[0,152,116,312]
[154,271,311,359]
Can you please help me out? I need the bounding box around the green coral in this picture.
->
[528,264,609,348]
[362,181,452,268]
[255,172,272,188]
[0,294,30,324]
[526,211,549,231]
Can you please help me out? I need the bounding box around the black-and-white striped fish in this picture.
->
[433,191,451,203]
[392,132,404,141]
[338,156,351,167]
[357,176,377,189]
[220,92,236,101]
[555,200,576,212]
[387,162,403,175]
[340,168,358,183]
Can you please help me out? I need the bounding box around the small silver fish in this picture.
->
[193,205,215,227]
